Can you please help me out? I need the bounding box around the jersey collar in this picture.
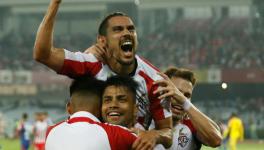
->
[69,111,101,123]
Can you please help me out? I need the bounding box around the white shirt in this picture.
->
[34,120,48,143]
[155,119,202,150]
[45,111,137,150]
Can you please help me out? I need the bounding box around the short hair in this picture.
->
[70,76,105,98]
[164,67,196,86]
[98,12,129,36]
[22,113,28,120]
[103,75,138,101]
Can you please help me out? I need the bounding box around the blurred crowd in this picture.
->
[0,18,263,70]
[195,97,264,138]
[0,32,93,70]
[140,18,264,69]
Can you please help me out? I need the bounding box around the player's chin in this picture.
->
[119,58,134,66]
[107,119,121,125]
[172,114,183,120]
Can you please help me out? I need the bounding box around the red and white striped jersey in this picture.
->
[155,119,202,150]
[59,50,172,129]
[45,111,137,150]
[34,121,48,144]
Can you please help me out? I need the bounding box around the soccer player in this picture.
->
[153,67,222,149]
[226,113,244,150]
[34,0,172,148]
[101,75,138,129]
[102,75,164,149]
[33,112,48,150]
[45,76,137,150]
[16,113,33,150]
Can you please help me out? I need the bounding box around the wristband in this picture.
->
[183,99,192,111]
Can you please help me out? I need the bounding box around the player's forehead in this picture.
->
[107,16,135,28]
[103,85,131,96]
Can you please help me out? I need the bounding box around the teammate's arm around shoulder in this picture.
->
[33,0,64,72]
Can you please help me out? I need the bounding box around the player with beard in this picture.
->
[34,0,172,149]
[153,67,222,150]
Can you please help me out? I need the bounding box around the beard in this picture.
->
[105,39,136,66]
[116,57,135,66]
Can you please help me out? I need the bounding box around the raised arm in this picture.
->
[33,0,65,72]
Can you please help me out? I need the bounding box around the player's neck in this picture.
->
[173,119,181,126]
[108,59,136,75]
[126,122,134,129]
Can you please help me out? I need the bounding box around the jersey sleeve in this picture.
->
[138,70,172,123]
[149,81,172,122]
[58,49,102,78]
[102,124,137,150]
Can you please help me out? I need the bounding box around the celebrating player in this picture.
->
[102,75,167,149]
[153,67,222,149]
[34,0,172,148]
[45,76,137,150]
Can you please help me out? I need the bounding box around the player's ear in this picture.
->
[66,101,73,115]
[97,35,106,46]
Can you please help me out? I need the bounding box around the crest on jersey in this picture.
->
[178,128,190,148]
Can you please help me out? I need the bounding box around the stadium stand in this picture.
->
[0,17,263,70]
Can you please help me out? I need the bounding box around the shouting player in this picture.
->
[34,0,172,148]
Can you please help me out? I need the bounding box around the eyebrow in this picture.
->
[116,95,127,99]
[112,26,123,30]
[103,96,112,99]
[111,25,135,31]
[127,25,135,30]
[103,94,127,98]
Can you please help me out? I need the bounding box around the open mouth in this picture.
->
[171,104,183,111]
[107,111,122,121]
[108,112,121,117]
[121,41,133,52]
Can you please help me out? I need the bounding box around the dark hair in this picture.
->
[164,67,196,86]
[22,113,28,120]
[98,12,128,36]
[231,112,237,117]
[104,75,138,101]
[70,76,105,98]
